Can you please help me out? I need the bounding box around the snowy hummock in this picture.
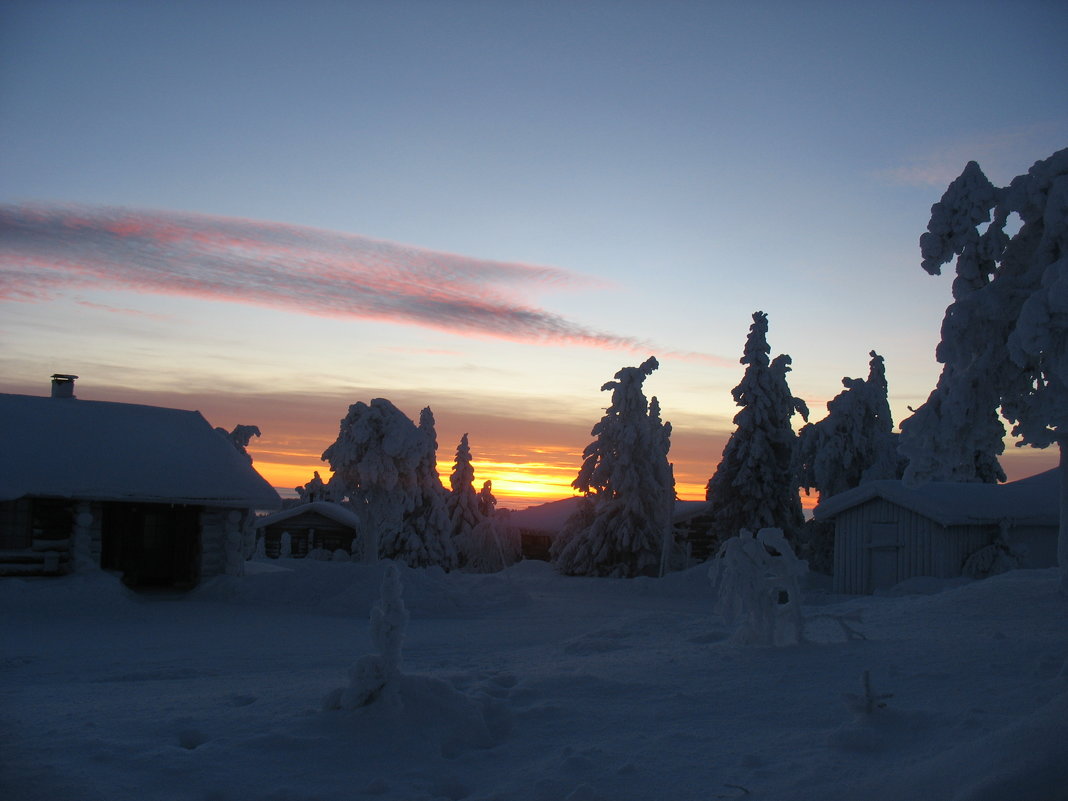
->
[3,560,1067,800]
[0,392,280,508]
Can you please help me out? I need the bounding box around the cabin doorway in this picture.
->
[100,503,201,588]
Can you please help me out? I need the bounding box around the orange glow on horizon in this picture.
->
[254,454,715,511]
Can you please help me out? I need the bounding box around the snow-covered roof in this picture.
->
[255,500,360,530]
[0,393,281,509]
[814,468,1060,528]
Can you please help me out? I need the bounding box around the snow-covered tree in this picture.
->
[897,159,1017,485]
[477,480,497,517]
[321,399,456,568]
[402,407,458,569]
[551,356,676,577]
[704,312,809,550]
[709,527,807,646]
[446,434,482,542]
[457,517,522,573]
[649,396,678,576]
[898,371,1008,484]
[215,424,261,463]
[903,148,1068,590]
[796,351,902,502]
[295,470,336,503]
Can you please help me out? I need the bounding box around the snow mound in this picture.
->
[325,671,513,758]
[0,572,137,615]
[193,558,531,618]
[850,690,1068,801]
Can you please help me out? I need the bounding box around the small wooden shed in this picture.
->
[815,468,1059,594]
[255,501,361,558]
[0,379,281,587]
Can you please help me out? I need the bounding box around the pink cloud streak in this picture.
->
[0,204,653,351]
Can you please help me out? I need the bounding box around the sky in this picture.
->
[1,0,1066,508]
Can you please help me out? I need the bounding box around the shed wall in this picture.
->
[1006,525,1059,568]
[834,498,939,594]
[832,498,1004,594]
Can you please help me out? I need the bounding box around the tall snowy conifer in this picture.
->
[401,407,458,569]
[551,356,676,577]
[897,160,1011,484]
[904,148,1068,591]
[796,351,902,501]
[446,433,482,542]
[321,399,456,568]
[704,312,809,548]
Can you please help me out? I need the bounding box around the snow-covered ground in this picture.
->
[2,560,1067,801]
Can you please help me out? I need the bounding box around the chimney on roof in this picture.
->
[51,374,78,399]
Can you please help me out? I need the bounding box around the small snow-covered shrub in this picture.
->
[709,527,807,646]
[324,563,409,711]
[962,538,1024,579]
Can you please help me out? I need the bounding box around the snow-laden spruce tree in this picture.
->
[295,470,337,503]
[214,424,261,463]
[898,370,1008,484]
[897,159,1013,485]
[796,351,903,502]
[322,399,455,568]
[649,396,678,575]
[551,356,676,577]
[402,407,458,569]
[904,148,1068,590]
[704,312,809,550]
[446,433,482,543]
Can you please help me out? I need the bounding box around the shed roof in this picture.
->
[814,468,1059,528]
[256,500,360,530]
[0,392,281,509]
